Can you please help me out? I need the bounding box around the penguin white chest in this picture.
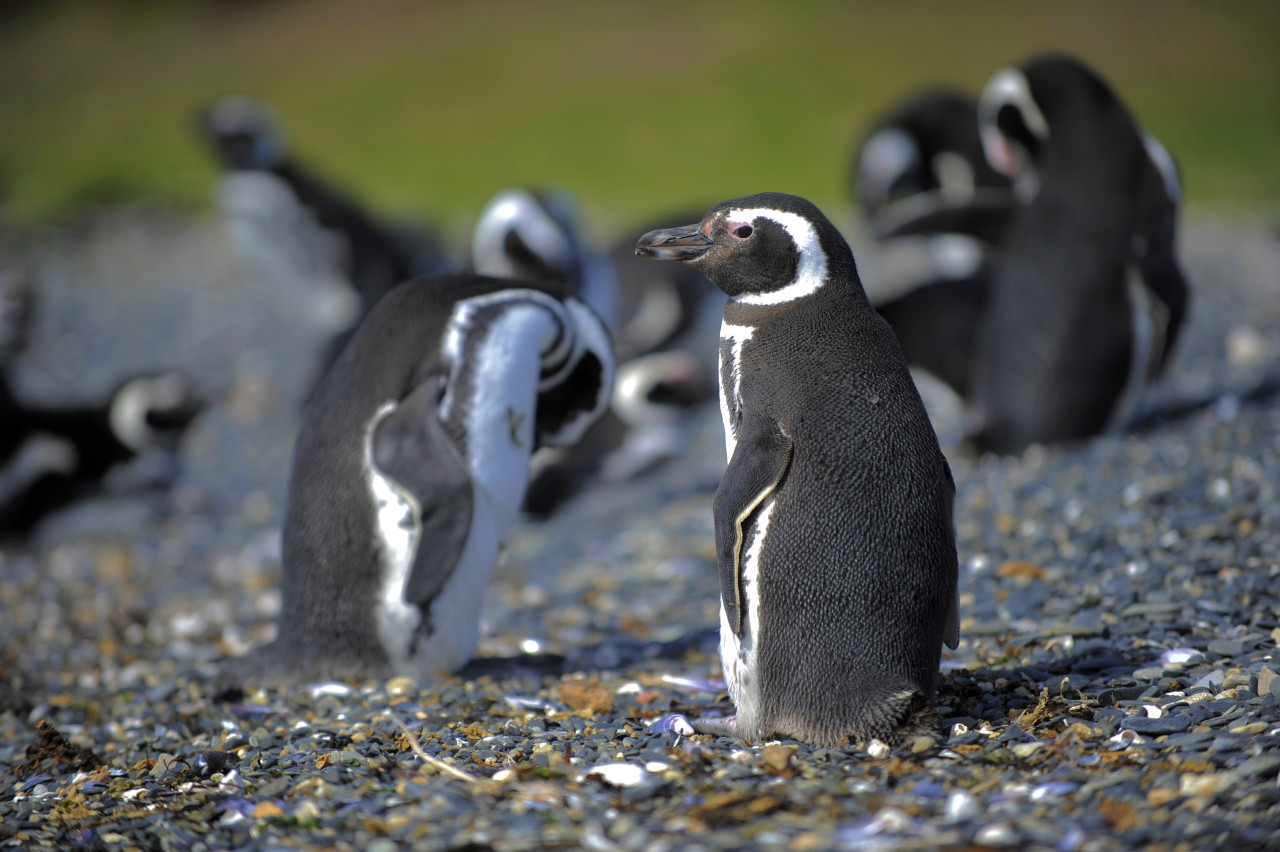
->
[718,320,756,458]
[718,495,775,736]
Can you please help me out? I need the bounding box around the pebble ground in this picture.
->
[1,205,1279,851]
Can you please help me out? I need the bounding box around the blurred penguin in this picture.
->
[970,54,1191,453]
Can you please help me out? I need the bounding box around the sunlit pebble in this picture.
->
[951,723,969,737]
[967,554,990,574]
[519,638,542,654]
[1124,561,1148,577]
[1062,499,1083,523]
[584,763,656,788]
[616,682,642,695]
[1158,529,1180,547]
[1159,648,1198,666]
[974,823,1018,846]
[309,682,352,698]
[1108,730,1144,749]
[1142,705,1163,719]
[1122,483,1143,506]
[838,807,913,842]
[944,791,978,822]
[866,739,890,759]
[1209,477,1232,500]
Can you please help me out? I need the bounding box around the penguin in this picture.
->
[189,95,450,313]
[472,192,717,516]
[970,54,1191,454]
[635,192,959,746]
[471,187,620,333]
[0,371,203,536]
[854,88,1016,244]
[223,273,615,685]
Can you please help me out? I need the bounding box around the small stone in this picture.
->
[1147,788,1181,806]
[760,744,797,774]
[910,735,937,754]
[1133,666,1165,681]
[1227,721,1268,735]
[1256,666,1280,697]
[385,676,416,697]
[557,677,615,715]
[974,822,1018,846]
[1179,772,1233,797]
[1011,741,1046,759]
[251,801,284,819]
[1119,714,1193,735]
[866,739,890,759]
[1208,639,1245,657]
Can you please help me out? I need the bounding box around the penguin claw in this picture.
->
[688,715,738,738]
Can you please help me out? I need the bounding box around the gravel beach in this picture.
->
[2,205,1279,851]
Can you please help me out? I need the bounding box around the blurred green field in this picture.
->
[1,0,1277,233]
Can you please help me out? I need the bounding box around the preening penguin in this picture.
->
[225,273,614,685]
[971,54,1191,454]
[636,193,959,746]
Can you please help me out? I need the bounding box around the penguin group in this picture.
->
[853,54,1191,454]
[26,48,1175,751]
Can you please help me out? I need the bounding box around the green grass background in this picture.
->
[1,0,1277,233]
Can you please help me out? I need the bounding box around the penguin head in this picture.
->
[855,89,1009,218]
[196,96,288,171]
[472,188,584,287]
[634,192,852,305]
[531,298,616,449]
[109,372,205,455]
[613,350,715,427]
[979,54,1138,197]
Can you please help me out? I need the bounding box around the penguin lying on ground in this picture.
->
[221,273,614,685]
[0,371,203,537]
[472,190,717,516]
[970,54,1191,454]
[636,192,959,747]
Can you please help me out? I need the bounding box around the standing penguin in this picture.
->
[971,55,1191,454]
[222,273,614,685]
[636,193,958,746]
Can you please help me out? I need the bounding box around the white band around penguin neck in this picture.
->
[730,208,829,306]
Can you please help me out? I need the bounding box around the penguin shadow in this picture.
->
[453,626,721,681]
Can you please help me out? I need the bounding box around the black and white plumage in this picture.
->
[854,89,1015,244]
[225,273,614,685]
[853,90,1015,410]
[471,187,620,333]
[0,371,202,536]
[970,54,1191,454]
[636,193,959,746]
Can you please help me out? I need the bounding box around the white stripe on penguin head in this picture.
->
[730,208,829,306]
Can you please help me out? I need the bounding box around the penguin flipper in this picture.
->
[372,377,474,609]
[713,421,793,637]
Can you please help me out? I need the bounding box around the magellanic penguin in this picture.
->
[224,273,615,685]
[0,371,203,537]
[636,193,959,747]
[196,96,454,312]
[971,54,1192,454]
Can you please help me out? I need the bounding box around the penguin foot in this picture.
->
[650,713,738,738]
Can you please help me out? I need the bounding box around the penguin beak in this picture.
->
[635,225,713,261]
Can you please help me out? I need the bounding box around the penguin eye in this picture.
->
[731,224,754,240]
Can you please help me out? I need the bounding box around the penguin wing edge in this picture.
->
[373,379,474,608]
[713,422,793,637]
